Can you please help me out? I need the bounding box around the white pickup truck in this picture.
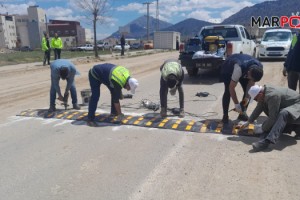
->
[179,24,257,76]
[77,44,94,51]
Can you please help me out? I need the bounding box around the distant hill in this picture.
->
[222,0,300,24]
[160,18,213,39]
[108,15,172,39]
[107,0,299,40]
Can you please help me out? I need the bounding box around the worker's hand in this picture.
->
[236,121,249,129]
[254,124,264,134]
[241,98,249,107]
[234,103,243,114]
[282,67,287,77]
[63,92,69,102]
[57,95,64,101]
[169,87,177,96]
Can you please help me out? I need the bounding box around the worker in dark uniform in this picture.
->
[87,63,139,126]
[220,53,264,123]
[160,59,184,118]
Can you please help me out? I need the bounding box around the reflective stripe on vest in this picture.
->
[291,34,298,49]
[161,62,182,80]
[111,66,130,88]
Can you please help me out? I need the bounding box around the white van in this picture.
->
[258,29,292,59]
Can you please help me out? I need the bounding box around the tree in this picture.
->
[74,0,110,58]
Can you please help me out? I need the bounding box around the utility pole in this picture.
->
[143,2,152,41]
[45,14,48,33]
[156,0,159,31]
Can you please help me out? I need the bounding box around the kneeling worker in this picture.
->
[48,59,81,112]
[160,59,184,118]
[239,85,300,152]
[220,53,263,123]
[87,63,139,126]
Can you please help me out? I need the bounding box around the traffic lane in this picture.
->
[1,116,298,200]
[1,60,299,200]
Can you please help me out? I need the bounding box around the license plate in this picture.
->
[196,63,212,67]
[268,52,280,55]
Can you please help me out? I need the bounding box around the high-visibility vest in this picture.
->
[291,34,298,49]
[51,37,63,49]
[111,66,130,88]
[161,62,182,80]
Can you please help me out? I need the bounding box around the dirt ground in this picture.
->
[0,51,180,121]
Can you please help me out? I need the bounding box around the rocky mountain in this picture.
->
[107,0,299,40]
[222,0,300,25]
[160,18,213,39]
[109,15,173,39]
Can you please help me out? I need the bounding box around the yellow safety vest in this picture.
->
[161,62,182,80]
[291,34,298,49]
[111,66,130,88]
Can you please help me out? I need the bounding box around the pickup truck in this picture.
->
[97,42,112,50]
[77,44,94,51]
[179,24,257,76]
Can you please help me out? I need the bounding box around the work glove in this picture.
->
[282,67,287,77]
[254,124,264,134]
[234,103,243,114]
[236,121,250,129]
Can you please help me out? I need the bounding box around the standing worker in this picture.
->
[239,85,300,152]
[87,63,139,126]
[160,59,185,118]
[41,31,51,66]
[48,59,81,112]
[120,34,125,56]
[51,33,63,60]
[220,53,264,123]
[283,32,300,93]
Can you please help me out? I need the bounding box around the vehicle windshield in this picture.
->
[262,31,292,42]
[201,28,238,39]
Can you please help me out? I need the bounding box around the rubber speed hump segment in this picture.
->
[17,109,257,136]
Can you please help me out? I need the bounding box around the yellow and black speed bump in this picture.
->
[17,109,258,136]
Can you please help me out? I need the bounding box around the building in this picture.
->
[27,5,46,49]
[15,15,30,47]
[85,29,93,44]
[48,19,86,48]
[0,14,17,49]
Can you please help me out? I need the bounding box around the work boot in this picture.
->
[222,115,229,124]
[73,103,81,110]
[160,107,167,118]
[179,108,185,118]
[252,139,270,152]
[48,105,56,112]
[237,113,249,121]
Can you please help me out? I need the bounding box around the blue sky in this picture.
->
[0,0,267,39]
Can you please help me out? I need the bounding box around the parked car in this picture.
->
[113,43,130,51]
[97,42,112,50]
[258,28,292,59]
[130,43,142,49]
[77,44,94,51]
[18,46,33,52]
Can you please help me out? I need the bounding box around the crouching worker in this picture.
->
[87,63,139,126]
[160,59,184,118]
[48,59,81,112]
[239,85,300,152]
[220,53,263,123]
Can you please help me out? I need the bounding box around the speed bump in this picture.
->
[17,109,257,136]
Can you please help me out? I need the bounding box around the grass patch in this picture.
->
[0,50,112,67]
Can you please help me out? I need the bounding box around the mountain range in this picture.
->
[107,0,300,40]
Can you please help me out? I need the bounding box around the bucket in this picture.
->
[81,89,91,106]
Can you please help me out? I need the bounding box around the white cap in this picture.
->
[128,78,139,94]
[248,85,262,103]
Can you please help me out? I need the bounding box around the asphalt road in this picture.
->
[0,51,299,200]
